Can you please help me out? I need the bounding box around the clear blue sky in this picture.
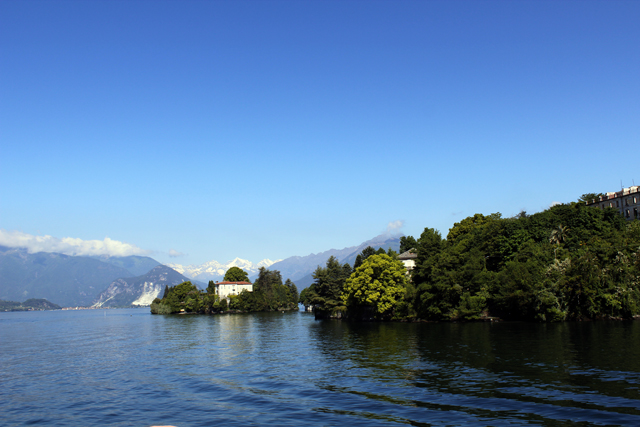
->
[1,0,638,265]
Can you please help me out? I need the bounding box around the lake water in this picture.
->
[1,308,640,426]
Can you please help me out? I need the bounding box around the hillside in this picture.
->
[93,265,192,307]
[0,246,139,307]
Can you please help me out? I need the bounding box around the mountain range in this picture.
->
[0,245,156,307]
[0,233,401,307]
[166,257,279,283]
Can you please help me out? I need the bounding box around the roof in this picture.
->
[215,281,252,285]
[398,250,417,260]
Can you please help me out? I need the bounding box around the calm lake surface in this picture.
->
[2,308,640,426]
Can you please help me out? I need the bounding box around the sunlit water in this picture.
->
[1,308,640,426]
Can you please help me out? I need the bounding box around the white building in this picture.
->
[214,281,253,300]
[398,250,417,272]
[585,186,640,220]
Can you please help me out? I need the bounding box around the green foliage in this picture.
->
[223,266,250,283]
[410,203,640,322]
[299,284,317,306]
[342,254,408,319]
[207,281,216,294]
[230,268,298,312]
[310,256,351,312]
[400,235,417,254]
[353,254,363,270]
[360,246,376,260]
[151,281,202,314]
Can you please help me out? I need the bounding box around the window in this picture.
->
[626,209,631,218]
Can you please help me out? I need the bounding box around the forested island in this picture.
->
[150,267,298,314]
[302,199,640,322]
[0,298,61,312]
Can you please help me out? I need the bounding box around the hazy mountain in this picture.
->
[268,234,401,289]
[90,255,160,277]
[93,265,191,308]
[167,257,280,283]
[0,246,139,307]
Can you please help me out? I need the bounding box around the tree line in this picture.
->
[300,199,640,322]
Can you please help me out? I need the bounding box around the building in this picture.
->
[214,281,253,300]
[585,186,639,220]
[398,249,417,272]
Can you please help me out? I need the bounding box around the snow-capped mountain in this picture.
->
[166,257,280,282]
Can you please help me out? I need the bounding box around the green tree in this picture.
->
[299,284,318,306]
[342,254,408,318]
[360,246,376,260]
[354,254,364,270]
[206,280,216,294]
[400,235,417,253]
[311,256,351,313]
[285,279,299,306]
[224,266,250,282]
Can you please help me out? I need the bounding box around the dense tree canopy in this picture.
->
[342,254,408,319]
[400,236,417,254]
[309,256,352,315]
[223,266,250,282]
[410,203,640,321]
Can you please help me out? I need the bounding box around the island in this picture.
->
[150,266,298,314]
[0,298,62,312]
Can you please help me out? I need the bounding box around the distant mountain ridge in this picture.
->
[166,257,280,283]
[90,255,160,276]
[0,246,141,307]
[268,234,401,290]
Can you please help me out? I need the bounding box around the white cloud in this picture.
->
[168,249,184,258]
[550,201,562,207]
[385,220,405,235]
[0,229,150,257]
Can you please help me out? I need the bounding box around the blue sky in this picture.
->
[1,0,638,265]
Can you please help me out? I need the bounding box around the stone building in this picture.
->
[585,186,639,220]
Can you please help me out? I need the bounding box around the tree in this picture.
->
[342,254,408,318]
[360,246,376,260]
[578,193,602,204]
[549,224,570,245]
[207,280,216,294]
[354,254,364,270]
[311,256,351,312]
[224,266,250,282]
[285,279,299,306]
[400,235,417,254]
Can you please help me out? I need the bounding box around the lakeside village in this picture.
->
[151,187,640,322]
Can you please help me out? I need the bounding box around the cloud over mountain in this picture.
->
[0,230,150,257]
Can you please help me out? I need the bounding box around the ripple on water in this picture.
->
[2,310,640,426]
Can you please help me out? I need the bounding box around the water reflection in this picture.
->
[2,309,640,426]
[307,319,640,425]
